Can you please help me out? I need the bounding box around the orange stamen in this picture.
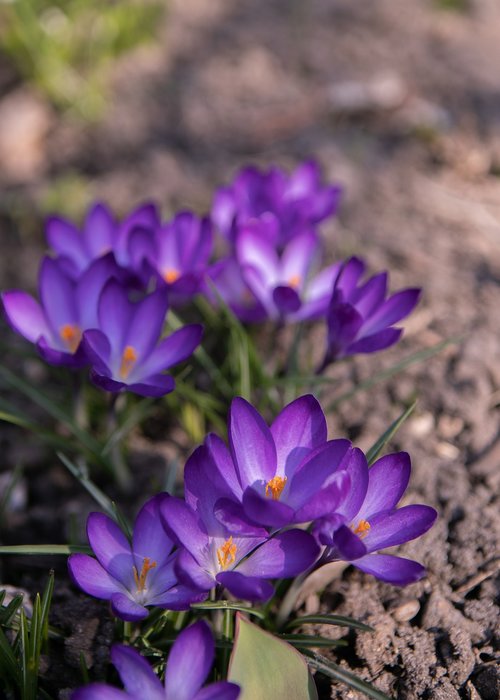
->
[216,536,237,570]
[133,557,157,592]
[288,274,301,289]
[265,475,287,501]
[119,345,137,379]
[352,519,371,538]
[163,268,180,284]
[59,324,82,354]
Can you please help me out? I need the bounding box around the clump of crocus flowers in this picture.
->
[1,161,437,699]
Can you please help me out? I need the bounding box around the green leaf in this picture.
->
[0,544,91,555]
[191,601,265,620]
[279,634,348,648]
[366,401,417,466]
[285,614,374,633]
[228,614,318,700]
[302,649,393,700]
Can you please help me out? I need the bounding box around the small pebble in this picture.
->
[393,600,420,622]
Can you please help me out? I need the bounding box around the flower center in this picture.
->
[287,274,301,289]
[59,324,82,353]
[217,536,237,570]
[265,475,287,500]
[119,345,138,379]
[163,268,180,284]
[351,519,371,538]
[133,557,157,592]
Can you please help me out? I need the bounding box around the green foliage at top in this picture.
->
[0,0,165,119]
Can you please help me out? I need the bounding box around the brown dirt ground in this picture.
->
[0,1,499,698]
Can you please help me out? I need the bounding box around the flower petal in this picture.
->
[110,593,148,622]
[86,512,134,589]
[2,291,50,343]
[195,682,241,700]
[97,281,133,354]
[110,645,163,699]
[72,684,129,700]
[125,289,169,359]
[292,470,350,523]
[362,288,421,336]
[271,394,327,477]
[83,203,116,258]
[354,554,427,586]
[346,327,402,356]
[132,494,174,567]
[360,452,411,517]
[280,230,318,287]
[236,530,319,579]
[164,620,214,700]
[333,524,367,560]
[127,374,176,397]
[149,583,207,609]
[68,554,123,599]
[39,257,78,335]
[272,286,301,314]
[45,216,87,270]
[242,487,295,528]
[216,571,274,602]
[363,505,437,553]
[160,496,209,564]
[175,549,214,591]
[229,398,277,488]
[138,324,203,377]
[337,448,369,521]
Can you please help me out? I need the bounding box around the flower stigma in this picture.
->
[217,536,237,570]
[351,519,371,538]
[287,274,301,289]
[119,345,138,379]
[265,475,287,500]
[59,324,82,353]
[163,268,181,284]
[133,557,157,592]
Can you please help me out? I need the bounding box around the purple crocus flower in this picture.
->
[319,257,421,368]
[160,444,320,602]
[46,201,160,280]
[205,256,267,323]
[72,620,240,700]
[209,395,351,530]
[234,222,341,322]
[212,161,341,247]
[68,495,205,622]
[2,255,117,368]
[314,451,437,585]
[149,211,213,305]
[82,281,203,396]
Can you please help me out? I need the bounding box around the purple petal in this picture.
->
[236,530,319,579]
[159,496,209,563]
[72,684,129,700]
[336,257,366,297]
[333,524,367,560]
[242,488,295,528]
[346,327,402,356]
[97,281,133,353]
[127,374,176,397]
[68,554,122,599]
[132,495,174,567]
[175,549,214,591]
[205,433,242,499]
[125,289,168,359]
[350,273,387,318]
[45,216,87,270]
[195,682,241,700]
[75,255,119,329]
[286,439,351,510]
[363,505,437,553]
[271,395,327,477]
[86,513,134,589]
[337,447,369,521]
[183,445,232,534]
[2,291,50,343]
[216,571,274,602]
[138,324,203,377]
[111,645,163,699]
[272,286,301,314]
[110,593,149,622]
[39,257,78,334]
[354,554,427,586]
[362,288,421,336]
[37,337,88,368]
[83,329,112,374]
[229,398,277,488]
[236,225,280,284]
[280,230,318,287]
[212,186,236,237]
[214,498,268,536]
[89,369,127,394]
[360,452,411,517]
[292,470,350,523]
[149,583,207,609]
[164,620,214,700]
[84,203,116,258]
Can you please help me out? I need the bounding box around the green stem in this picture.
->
[275,571,309,630]
[123,621,132,642]
[107,394,131,492]
[221,608,234,676]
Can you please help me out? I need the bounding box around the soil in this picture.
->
[0,0,499,698]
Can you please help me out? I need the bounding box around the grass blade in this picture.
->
[279,634,348,648]
[0,544,91,555]
[366,400,417,466]
[191,601,265,620]
[285,614,373,633]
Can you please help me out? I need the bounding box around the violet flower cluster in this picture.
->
[2,161,420,391]
[69,394,436,619]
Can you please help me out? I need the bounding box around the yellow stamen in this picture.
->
[133,557,157,592]
[265,475,287,501]
[119,345,137,379]
[216,536,237,570]
[288,274,301,289]
[163,268,180,284]
[352,519,371,538]
[60,324,82,354]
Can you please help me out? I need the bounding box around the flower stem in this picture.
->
[107,394,131,493]
[123,621,132,642]
[221,608,234,676]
